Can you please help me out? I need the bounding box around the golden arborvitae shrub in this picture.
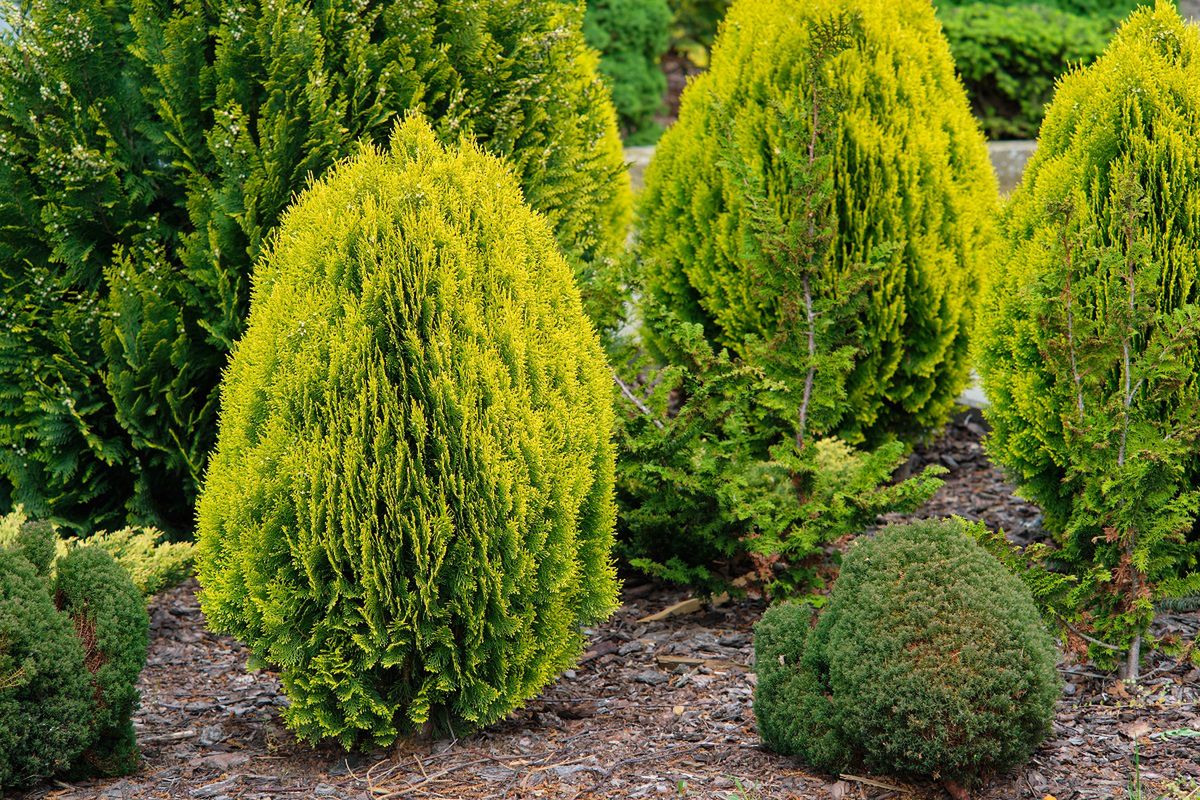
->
[197,118,619,748]
[638,0,997,443]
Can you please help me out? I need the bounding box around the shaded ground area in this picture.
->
[18,420,1199,800]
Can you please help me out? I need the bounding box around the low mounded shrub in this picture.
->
[940,3,1112,139]
[0,520,148,788]
[0,509,193,597]
[754,518,1059,788]
[638,0,997,446]
[585,0,672,144]
[196,118,619,748]
[977,3,1200,669]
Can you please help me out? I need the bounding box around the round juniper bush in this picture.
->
[196,117,620,748]
[0,520,149,788]
[637,0,997,444]
[0,547,92,789]
[754,519,1059,787]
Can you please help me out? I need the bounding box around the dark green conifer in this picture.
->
[754,519,1059,789]
[0,0,630,534]
[0,520,148,788]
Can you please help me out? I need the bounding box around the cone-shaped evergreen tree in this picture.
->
[637,0,997,443]
[196,118,618,747]
[0,0,630,535]
[977,3,1200,672]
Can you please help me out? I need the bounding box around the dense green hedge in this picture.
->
[977,3,1200,668]
[941,3,1113,139]
[585,0,672,143]
[0,0,630,537]
[754,519,1059,787]
[197,119,618,747]
[936,0,1137,13]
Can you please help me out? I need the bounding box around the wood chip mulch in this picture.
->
[15,418,1199,800]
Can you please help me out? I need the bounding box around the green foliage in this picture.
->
[0,548,92,789]
[754,519,1060,787]
[940,3,1113,139]
[585,0,672,144]
[196,119,619,748]
[614,314,944,596]
[0,521,147,788]
[0,0,190,534]
[638,0,998,447]
[0,0,631,538]
[63,527,194,596]
[977,2,1200,671]
[935,0,1138,14]
[616,4,946,596]
[54,546,150,777]
[666,0,730,65]
[0,508,193,596]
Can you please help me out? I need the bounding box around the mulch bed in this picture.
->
[16,418,1199,800]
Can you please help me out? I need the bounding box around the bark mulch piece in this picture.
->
[17,422,1199,800]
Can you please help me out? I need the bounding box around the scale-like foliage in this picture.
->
[977,3,1200,671]
[754,519,1059,787]
[0,0,630,536]
[197,119,618,748]
[0,0,190,533]
[638,0,996,444]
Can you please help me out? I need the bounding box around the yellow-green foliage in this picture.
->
[64,528,193,597]
[197,118,619,748]
[637,0,997,443]
[754,519,1058,787]
[977,3,1200,657]
[0,509,192,596]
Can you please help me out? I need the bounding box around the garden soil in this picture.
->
[18,413,1199,800]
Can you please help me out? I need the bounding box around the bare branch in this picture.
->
[613,371,663,430]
